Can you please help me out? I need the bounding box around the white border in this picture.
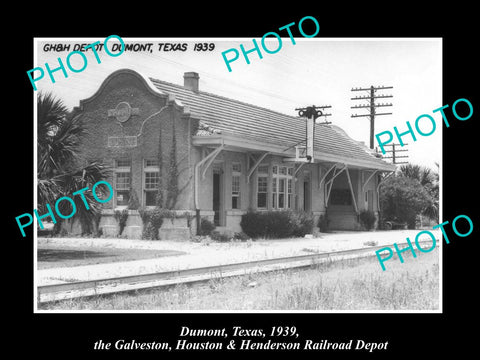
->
[33,37,443,314]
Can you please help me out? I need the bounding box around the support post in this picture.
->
[201,145,224,179]
[325,164,347,206]
[293,162,306,182]
[376,171,394,211]
[194,143,225,213]
[344,166,359,214]
[362,170,379,192]
[319,163,338,189]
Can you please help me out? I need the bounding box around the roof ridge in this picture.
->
[329,125,379,159]
[148,77,302,120]
[148,74,393,170]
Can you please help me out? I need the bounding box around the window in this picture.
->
[330,189,352,206]
[256,164,268,209]
[116,159,131,168]
[278,178,286,208]
[258,164,269,174]
[114,159,131,207]
[272,165,293,209]
[116,172,130,190]
[257,176,268,208]
[231,162,241,209]
[232,175,240,209]
[145,172,160,189]
[287,179,293,208]
[145,171,160,206]
[144,159,160,206]
[145,159,159,167]
[272,177,277,208]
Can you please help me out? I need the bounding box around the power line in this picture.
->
[36,42,335,117]
[380,143,409,164]
[351,85,393,149]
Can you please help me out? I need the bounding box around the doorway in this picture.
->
[213,168,223,226]
[303,175,311,212]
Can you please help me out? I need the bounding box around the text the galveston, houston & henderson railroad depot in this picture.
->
[93,326,388,352]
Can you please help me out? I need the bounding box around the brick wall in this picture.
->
[73,69,193,212]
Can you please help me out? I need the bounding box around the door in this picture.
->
[213,169,222,226]
[303,179,311,212]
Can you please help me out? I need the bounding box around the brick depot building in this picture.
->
[71,68,396,239]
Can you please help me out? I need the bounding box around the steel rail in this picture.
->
[37,240,438,303]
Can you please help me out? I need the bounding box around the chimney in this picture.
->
[183,72,199,92]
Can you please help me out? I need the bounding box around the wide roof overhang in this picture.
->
[192,134,396,172]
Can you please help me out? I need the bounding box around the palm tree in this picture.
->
[398,164,430,186]
[397,163,439,223]
[423,163,439,222]
[37,92,110,234]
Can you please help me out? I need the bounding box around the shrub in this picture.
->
[233,232,250,241]
[149,207,165,230]
[93,212,102,237]
[128,188,140,210]
[380,176,433,229]
[240,210,267,238]
[210,231,231,242]
[290,211,314,237]
[240,210,313,239]
[138,207,165,240]
[263,211,293,238]
[199,218,216,236]
[114,209,129,235]
[317,214,329,232]
[142,222,157,240]
[359,210,376,230]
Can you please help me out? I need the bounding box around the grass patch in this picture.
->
[37,246,186,270]
[39,248,439,311]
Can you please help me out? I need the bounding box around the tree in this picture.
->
[37,92,110,234]
[165,117,179,209]
[379,176,433,229]
[398,164,433,187]
[397,163,439,222]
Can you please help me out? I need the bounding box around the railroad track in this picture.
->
[37,241,437,303]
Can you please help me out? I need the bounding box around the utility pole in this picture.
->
[295,105,331,161]
[351,85,393,149]
[284,105,332,163]
[312,105,332,124]
[380,143,409,164]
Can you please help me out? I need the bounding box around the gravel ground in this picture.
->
[36,229,441,285]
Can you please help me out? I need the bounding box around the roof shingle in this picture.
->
[149,77,394,170]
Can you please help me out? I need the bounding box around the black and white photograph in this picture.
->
[11,7,478,358]
[32,37,442,312]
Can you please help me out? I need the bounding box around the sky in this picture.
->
[33,37,442,169]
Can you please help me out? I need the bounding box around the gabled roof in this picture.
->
[149,77,395,171]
